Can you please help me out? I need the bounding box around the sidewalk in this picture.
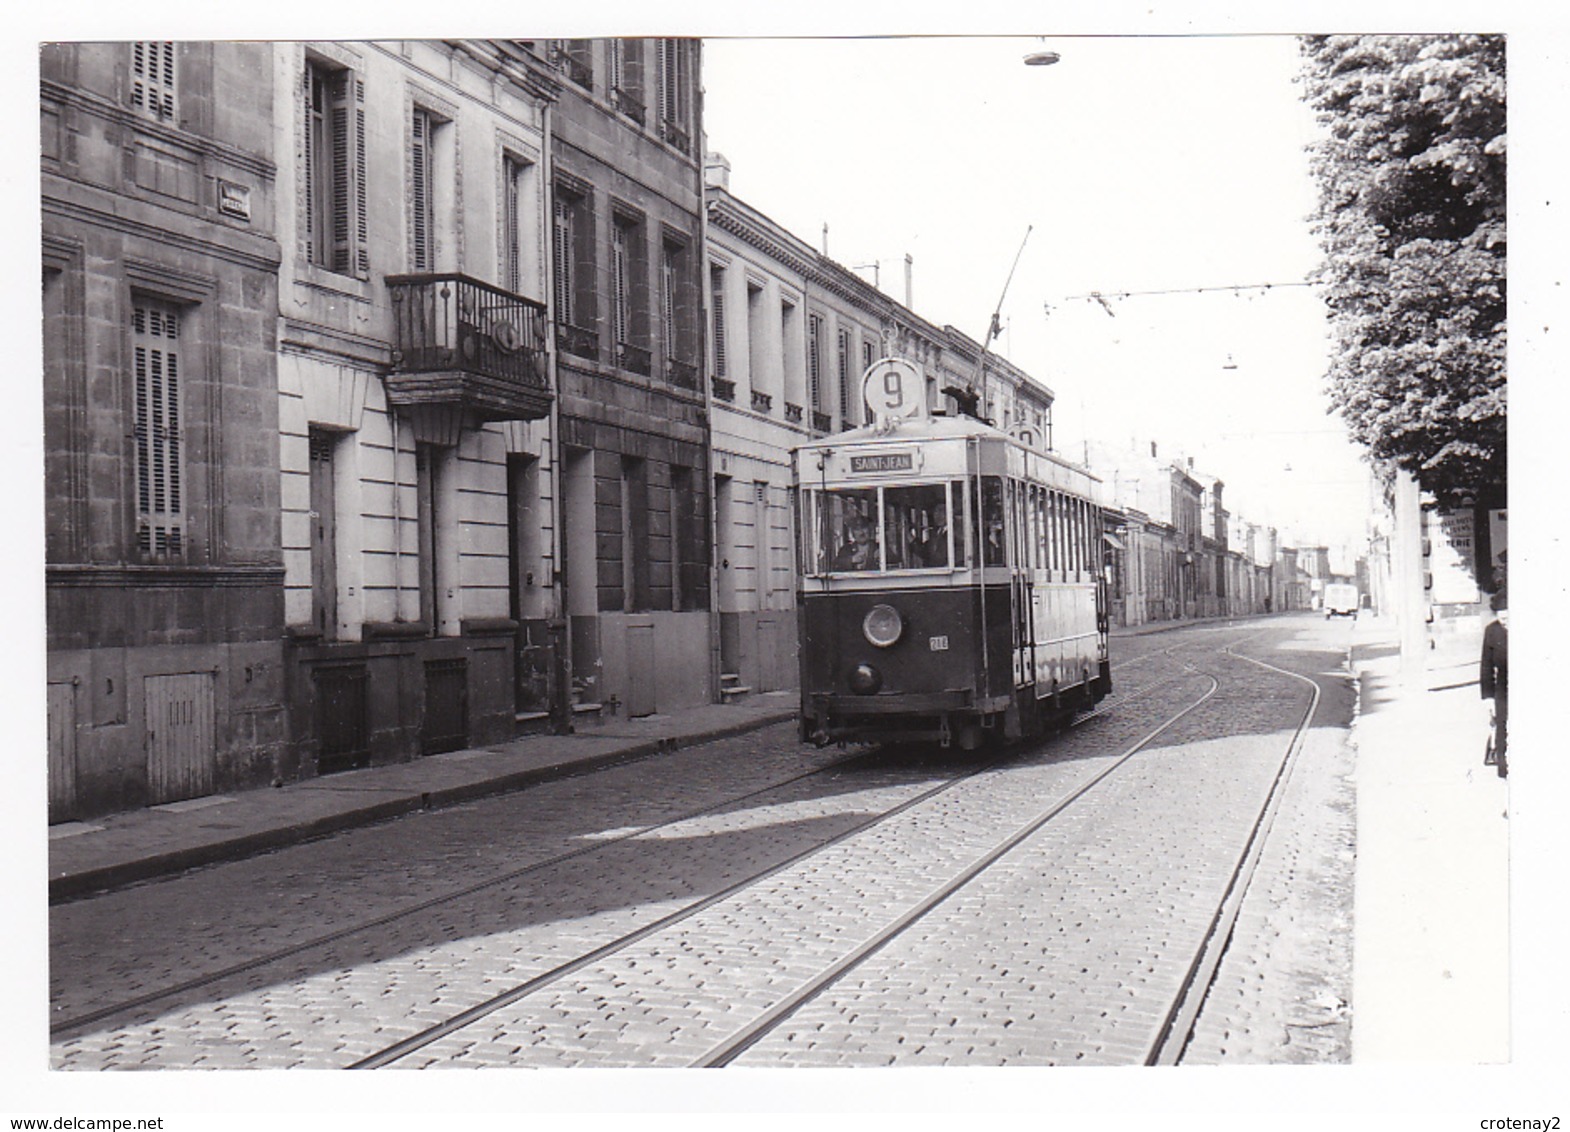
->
[1348,610,1510,1062]
[47,690,800,904]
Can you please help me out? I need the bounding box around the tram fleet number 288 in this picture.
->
[793,357,1111,751]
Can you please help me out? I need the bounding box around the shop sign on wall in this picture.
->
[1428,508,1479,605]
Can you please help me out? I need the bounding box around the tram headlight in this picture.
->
[862,603,903,648]
[848,663,882,695]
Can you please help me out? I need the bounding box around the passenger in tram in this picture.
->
[834,518,878,571]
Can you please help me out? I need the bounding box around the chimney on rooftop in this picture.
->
[703,151,731,192]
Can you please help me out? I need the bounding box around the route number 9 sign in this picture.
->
[861,357,926,425]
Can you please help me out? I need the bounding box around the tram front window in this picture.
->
[885,483,950,569]
[820,489,880,572]
[815,482,959,573]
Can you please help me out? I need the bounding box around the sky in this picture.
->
[703,34,1372,550]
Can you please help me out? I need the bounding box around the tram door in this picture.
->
[1009,477,1035,688]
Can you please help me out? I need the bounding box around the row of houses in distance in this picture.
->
[40,37,1358,822]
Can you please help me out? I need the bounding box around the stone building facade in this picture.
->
[271,41,560,777]
[42,41,286,820]
[546,38,713,717]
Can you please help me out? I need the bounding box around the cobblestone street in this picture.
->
[48,617,1361,1074]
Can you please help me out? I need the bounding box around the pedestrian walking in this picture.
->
[1480,586,1508,778]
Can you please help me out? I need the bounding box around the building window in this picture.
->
[807,313,824,411]
[503,155,528,296]
[304,58,368,278]
[553,184,597,355]
[552,193,576,326]
[837,328,851,424]
[550,40,594,90]
[662,239,687,371]
[611,210,650,374]
[609,39,645,124]
[410,108,435,272]
[132,300,184,560]
[656,39,693,152]
[130,42,176,123]
[612,217,633,351]
[709,264,727,380]
[308,429,339,637]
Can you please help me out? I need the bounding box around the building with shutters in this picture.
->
[41,42,286,819]
[543,38,713,718]
[271,41,561,778]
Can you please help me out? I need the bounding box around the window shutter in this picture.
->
[808,314,822,409]
[411,109,432,272]
[131,41,176,122]
[328,72,353,275]
[354,78,369,278]
[837,329,850,421]
[657,40,671,125]
[133,302,184,559]
[662,245,677,361]
[609,39,624,94]
[710,267,727,379]
[504,157,523,295]
[303,66,317,261]
[612,223,630,347]
[552,195,573,324]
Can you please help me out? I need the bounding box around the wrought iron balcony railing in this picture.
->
[667,357,699,390]
[386,273,550,422]
[812,409,833,433]
[616,341,652,377]
[611,87,646,125]
[557,321,599,362]
[712,377,736,403]
[660,119,691,154]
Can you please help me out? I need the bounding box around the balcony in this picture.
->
[660,119,691,155]
[750,390,773,414]
[616,341,652,377]
[557,321,599,362]
[712,377,736,403]
[785,402,804,424]
[667,357,699,390]
[611,87,646,125]
[386,273,550,423]
[811,409,833,433]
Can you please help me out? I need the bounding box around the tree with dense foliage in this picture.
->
[1300,34,1506,504]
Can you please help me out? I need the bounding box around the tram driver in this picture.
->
[834,516,878,571]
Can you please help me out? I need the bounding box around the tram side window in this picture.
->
[974,476,1006,566]
[885,482,950,569]
[821,488,880,572]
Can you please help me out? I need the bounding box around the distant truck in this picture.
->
[1324,583,1360,619]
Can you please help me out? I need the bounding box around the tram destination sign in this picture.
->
[849,451,914,474]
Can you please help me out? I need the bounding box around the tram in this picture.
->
[794,358,1110,750]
